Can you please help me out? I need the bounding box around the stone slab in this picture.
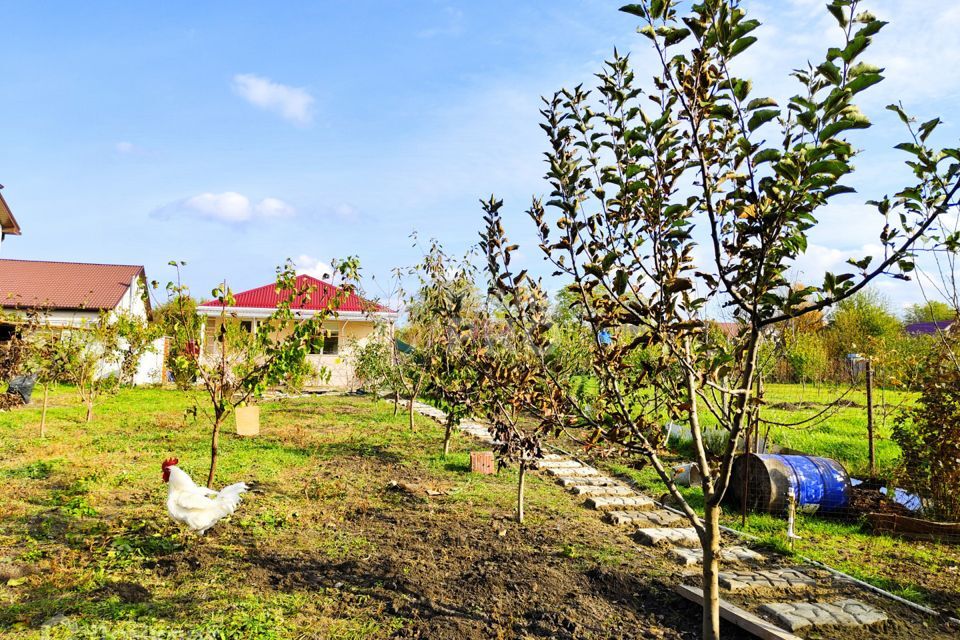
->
[670,545,765,566]
[585,495,655,511]
[606,508,671,526]
[536,459,584,469]
[634,527,700,548]
[719,568,816,593]
[555,475,621,488]
[759,599,888,632]
[624,508,688,528]
[545,466,598,477]
[570,484,634,497]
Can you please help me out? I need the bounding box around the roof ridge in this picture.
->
[0,258,144,270]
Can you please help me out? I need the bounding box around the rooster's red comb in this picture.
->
[162,457,179,470]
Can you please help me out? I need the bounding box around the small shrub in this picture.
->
[893,329,960,521]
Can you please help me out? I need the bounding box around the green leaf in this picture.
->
[817,61,842,85]
[895,142,923,156]
[614,269,628,295]
[747,108,779,132]
[848,62,883,78]
[658,26,690,46]
[855,19,887,38]
[732,78,752,101]
[650,0,666,19]
[919,118,941,143]
[846,72,883,95]
[619,4,647,18]
[841,34,869,63]
[826,3,847,27]
[709,103,735,119]
[746,97,777,111]
[819,116,871,141]
[729,36,757,57]
[753,148,781,164]
[886,103,911,124]
[808,160,848,177]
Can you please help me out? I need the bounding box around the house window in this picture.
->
[323,329,339,355]
[312,326,339,355]
[240,320,253,333]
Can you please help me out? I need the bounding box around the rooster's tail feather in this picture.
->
[216,482,248,514]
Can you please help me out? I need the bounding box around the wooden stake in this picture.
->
[866,358,875,477]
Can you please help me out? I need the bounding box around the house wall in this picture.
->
[307,319,383,389]
[11,277,163,385]
[200,315,390,390]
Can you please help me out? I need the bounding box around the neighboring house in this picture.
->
[0,259,164,385]
[0,186,21,255]
[707,321,743,340]
[905,319,956,336]
[196,274,398,389]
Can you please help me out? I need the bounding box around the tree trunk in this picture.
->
[85,398,94,423]
[517,461,527,523]
[408,377,424,432]
[393,390,400,416]
[700,503,722,640]
[442,420,453,457]
[40,384,49,438]
[207,413,223,488]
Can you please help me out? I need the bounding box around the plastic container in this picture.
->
[235,406,260,436]
[672,462,703,487]
[729,453,851,514]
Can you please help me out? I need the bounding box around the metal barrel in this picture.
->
[730,453,851,514]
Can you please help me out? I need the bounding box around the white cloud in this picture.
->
[256,197,296,218]
[115,141,141,154]
[231,73,315,125]
[294,254,334,281]
[155,192,296,223]
[184,191,252,222]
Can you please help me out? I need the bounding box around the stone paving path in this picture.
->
[409,400,899,637]
[670,545,764,567]
[760,599,889,632]
[719,568,817,594]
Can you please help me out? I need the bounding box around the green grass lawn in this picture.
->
[0,386,704,639]
[749,383,915,477]
[575,378,914,476]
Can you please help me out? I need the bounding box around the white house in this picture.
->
[0,259,164,385]
[196,274,399,389]
[0,187,21,256]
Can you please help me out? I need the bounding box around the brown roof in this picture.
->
[0,189,21,236]
[707,321,743,338]
[0,259,146,311]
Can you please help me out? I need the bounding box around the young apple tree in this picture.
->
[410,241,482,456]
[57,314,122,423]
[475,212,572,522]
[479,1,959,637]
[165,258,360,487]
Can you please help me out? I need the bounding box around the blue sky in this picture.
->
[2,1,958,313]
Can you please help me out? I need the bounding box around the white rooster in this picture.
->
[161,458,248,535]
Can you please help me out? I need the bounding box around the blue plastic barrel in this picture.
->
[730,453,851,514]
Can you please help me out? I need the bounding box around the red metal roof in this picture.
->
[199,274,393,314]
[0,259,145,311]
